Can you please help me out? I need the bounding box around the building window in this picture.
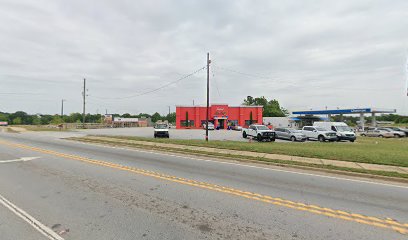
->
[228,120,238,126]
[181,120,194,127]
[245,120,255,126]
[201,120,214,126]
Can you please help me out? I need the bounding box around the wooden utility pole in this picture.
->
[82,78,86,128]
[205,53,210,141]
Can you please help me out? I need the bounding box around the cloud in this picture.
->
[0,0,407,115]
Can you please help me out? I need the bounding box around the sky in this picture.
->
[1,0,408,116]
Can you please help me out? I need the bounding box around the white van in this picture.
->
[313,122,356,142]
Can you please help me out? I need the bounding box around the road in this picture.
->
[0,131,407,239]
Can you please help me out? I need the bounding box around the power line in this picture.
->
[90,66,206,100]
[211,62,221,97]
[0,92,43,95]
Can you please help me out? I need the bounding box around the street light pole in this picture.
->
[205,52,211,141]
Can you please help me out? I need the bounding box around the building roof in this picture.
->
[176,105,263,108]
[292,108,396,115]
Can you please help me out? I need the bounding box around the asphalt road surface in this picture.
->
[0,131,407,240]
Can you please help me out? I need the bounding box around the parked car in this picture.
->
[154,123,169,138]
[386,127,408,137]
[313,122,356,142]
[242,124,276,142]
[202,122,215,130]
[376,127,406,138]
[301,126,338,142]
[231,125,242,131]
[275,128,307,142]
[360,129,394,138]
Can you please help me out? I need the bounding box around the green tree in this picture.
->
[50,115,63,125]
[165,112,176,123]
[243,96,287,117]
[0,113,8,121]
[151,112,162,123]
[32,116,41,125]
[12,117,22,125]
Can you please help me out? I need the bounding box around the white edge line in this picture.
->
[74,140,408,190]
[0,193,64,240]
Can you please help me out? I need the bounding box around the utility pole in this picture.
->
[82,78,86,128]
[168,106,171,115]
[205,52,210,141]
[61,99,66,117]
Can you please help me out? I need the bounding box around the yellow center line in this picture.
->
[0,139,407,235]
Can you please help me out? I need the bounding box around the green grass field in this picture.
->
[103,136,408,167]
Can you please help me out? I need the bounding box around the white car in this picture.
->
[302,126,338,142]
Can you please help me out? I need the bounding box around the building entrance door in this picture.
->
[218,119,225,129]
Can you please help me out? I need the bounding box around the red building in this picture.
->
[176,104,263,129]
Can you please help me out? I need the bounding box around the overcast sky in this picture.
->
[1,0,408,116]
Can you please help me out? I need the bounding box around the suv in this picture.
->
[242,124,276,142]
[301,126,337,142]
[313,122,356,142]
[154,123,169,138]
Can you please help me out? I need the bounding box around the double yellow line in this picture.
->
[1,139,407,235]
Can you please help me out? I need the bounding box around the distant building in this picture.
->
[176,104,263,129]
[262,117,300,129]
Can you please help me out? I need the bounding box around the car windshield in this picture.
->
[256,125,269,130]
[155,124,168,129]
[336,126,352,132]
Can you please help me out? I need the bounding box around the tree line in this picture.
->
[0,111,176,125]
[242,96,289,117]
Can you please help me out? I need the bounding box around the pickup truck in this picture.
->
[154,123,169,138]
[301,126,337,142]
[242,124,276,142]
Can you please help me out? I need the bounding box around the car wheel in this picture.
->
[290,136,296,142]
[270,137,276,142]
[318,135,325,142]
[243,132,247,138]
[350,140,355,142]
[394,134,400,138]
[257,134,263,142]
[379,135,383,138]
[361,133,366,137]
